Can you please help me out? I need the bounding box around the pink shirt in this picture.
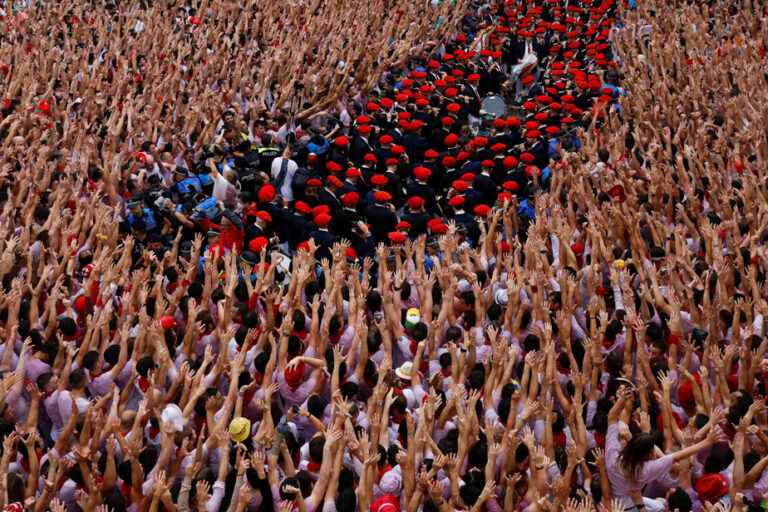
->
[606,422,674,507]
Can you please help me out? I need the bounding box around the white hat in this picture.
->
[379,467,402,494]
[161,404,186,432]
[395,362,414,381]
[494,288,508,305]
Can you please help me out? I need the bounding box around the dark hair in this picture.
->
[619,433,656,478]
[667,488,692,512]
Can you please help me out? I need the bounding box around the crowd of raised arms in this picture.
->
[0,0,767,511]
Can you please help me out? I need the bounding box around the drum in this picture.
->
[480,94,507,118]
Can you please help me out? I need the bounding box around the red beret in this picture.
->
[367,102,381,111]
[468,73,481,82]
[363,153,378,163]
[444,87,458,98]
[461,172,475,181]
[546,126,561,135]
[534,111,549,121]
[345,167,361,178]
[371,174,389,186]
[414,166,432,180]
[452,180,469,192]
[444,134,459,146]
[391,145,406,155]
[506,116,521,128]
[525,130,542,139]
[342,192,360,206]
[474,204,491,217]
[256,211,272,223]
[427,219,447,233]
[385,158,399,167]
[159,315,176,330]
[493,118,507,129]
[497,192,512,204]
[415,98,429,107]
[503,181,520,191]
[503,156,519,169]
[472,136,488,148]
[295,201,312,214]
[490,143,506,154]
[258,184,276,203]
[446,103,461,113]
[523,101,537,111]
[345,247,357,259]
[306,178,322,188]
[571,241,585,254]
[312,205,330,217]
[388,231,407,244]
[380,135,394,144]
[694,474,729,503]
[441,116,456,127]
[327,176,343,188]
[396,221,412,230]
[249,236,269,253]
[373,191,392,202]
[448,195,465,207]
[314,213,332,227]
[442,156,457,168]
[297,241,311,253]
[525,165,540,177]
[428,59,440,69]
[357,125,372,135]
[379,98,394,109]
[326,161,342,173]
[398,111,412,120]
[407,196,425,209]
[356,115,371,125]
[334,136,349,148]
[481,159,495,168]
[424,149,439,159]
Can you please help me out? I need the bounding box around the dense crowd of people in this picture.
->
[1,0,768,511]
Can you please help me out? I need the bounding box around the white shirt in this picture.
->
[271,157,298,201]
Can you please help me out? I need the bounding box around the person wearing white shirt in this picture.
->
[271,147,298,201]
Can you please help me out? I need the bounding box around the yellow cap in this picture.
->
[228,417,251,443]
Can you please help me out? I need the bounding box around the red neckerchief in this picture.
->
[307,460,321,472]
[138,377,150,393]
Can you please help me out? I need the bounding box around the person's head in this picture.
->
[619,432,657,477]
[666,488,693,512]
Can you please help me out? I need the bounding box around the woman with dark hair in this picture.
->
[606,386,724,511]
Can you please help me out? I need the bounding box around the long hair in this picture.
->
[619,432,656,479]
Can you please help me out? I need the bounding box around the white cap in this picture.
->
[161,404,186,432]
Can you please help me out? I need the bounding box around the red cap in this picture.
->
[424,149,439,159]
[413,166,432,180]
[452,180,469,192]
[380,98,394,109]
[441,116,455,127]
[327,176,343,188]
[446,103,461,113]
[159,315,176,330]
[363,153,378,163]
[448,195,465,207]
[306,178,322,187]
[258,184,276,203]
[520,152,535,163]
[694,474,729,503]
[380,135,394,144]
[371,494,401,512]
[284,362,306,387]
[503,156,519,169]
[442,156,457,168]
[396,221,411,230]
[371,174,388,186]
[358,125,372,135]
[388,231,407,244]
[249,236,269,253]
[346,167,362,178]
[334,136,349,148]
[571,242,585,254]
[490,143,506,154]
[506,116,521,128]
[367,101,381,111]
[256,211,272,223]
[326,161,342,173]
[444,134,459,146]
[474,204,491,217]
[481,159,495,168]
[373,191,392,202]
[503,181,520,191]
[314,213,332,227]
[407,196,425,209]
[295,201,312,214]
[74,295,89,314]
[493,118,507,129]
[313,205,330,217]
[342,192,360,207]
[356,115,371,125]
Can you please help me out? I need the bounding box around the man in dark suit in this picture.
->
[309,213,338,262]
[364,191,398,243]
